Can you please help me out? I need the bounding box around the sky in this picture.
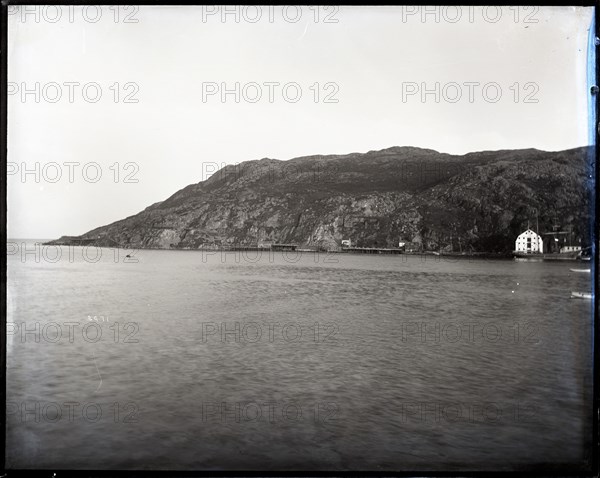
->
[7,5,595,238]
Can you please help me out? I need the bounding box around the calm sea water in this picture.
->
[6,241,594,471]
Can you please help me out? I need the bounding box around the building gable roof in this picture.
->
[518,229,539,236]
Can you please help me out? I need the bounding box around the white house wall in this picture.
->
[515,230,544,253]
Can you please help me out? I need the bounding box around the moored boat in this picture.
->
[571,291,593,299]
[513,250,581,261]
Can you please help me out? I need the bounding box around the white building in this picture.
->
[515,229,543,253]
[341,239,352,247]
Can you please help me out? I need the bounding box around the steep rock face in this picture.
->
[48,146,594,252]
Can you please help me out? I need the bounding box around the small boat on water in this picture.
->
[570,268,591,273]
[571,291,593,299]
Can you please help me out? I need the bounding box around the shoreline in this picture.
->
[36,241,517,260]
[34,240,590,262]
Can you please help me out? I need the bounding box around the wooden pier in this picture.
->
[342,247,404,255]
[271,244,298,251]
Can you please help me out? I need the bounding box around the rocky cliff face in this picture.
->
[48,146,594,253]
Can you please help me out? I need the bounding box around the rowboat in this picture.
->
[570,268,591,273]
[571,291,593,299]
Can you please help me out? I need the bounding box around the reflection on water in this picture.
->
[6,244,594,471]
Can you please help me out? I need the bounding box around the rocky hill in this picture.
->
[47,146,595,253]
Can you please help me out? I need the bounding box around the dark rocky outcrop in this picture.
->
[45,146,595,253]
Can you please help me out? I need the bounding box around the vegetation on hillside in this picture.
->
[47,146,595,254]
